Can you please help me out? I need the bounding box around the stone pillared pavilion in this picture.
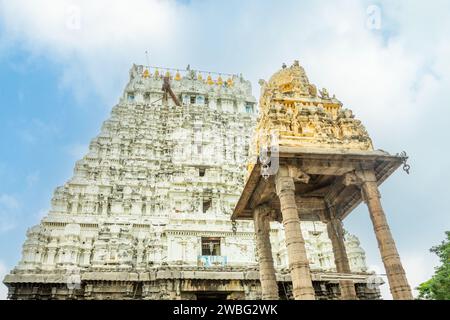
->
[233,61,413,300]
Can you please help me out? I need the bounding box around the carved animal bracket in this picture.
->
[288,166,310,183]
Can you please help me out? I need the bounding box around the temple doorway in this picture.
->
[195,291,230,300]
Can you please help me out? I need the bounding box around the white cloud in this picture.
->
[0,194,19,210]
[65,143,88,160]
[17,118,60,145]
[35,208,49,223]
[18,130,38,144]
[0,261,8,300]
[1,1,449,138]
[403,252,439,298]
[26,171,40,188]
[0,194,20,232]
[0,0,185,103]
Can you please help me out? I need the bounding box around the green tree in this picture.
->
[417,231,450,300]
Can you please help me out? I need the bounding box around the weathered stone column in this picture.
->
[276,169,315,300]
[253,204,279,300]
[358,169,413,300]
[325,215,357,300]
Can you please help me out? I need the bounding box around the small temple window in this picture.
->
[190,95,196,104]
[182,94,190,105]
[196,96,205,105]
[199,168,206,177]
[202,198,211,213]
[175,201,182,212]
[201,237,220,256]
[245,102,253,113]
[128,93,135,102]
[144,92,150,101]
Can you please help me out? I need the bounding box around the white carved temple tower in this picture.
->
[3,64,380,299]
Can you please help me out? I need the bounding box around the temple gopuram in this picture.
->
[4,62,384,300]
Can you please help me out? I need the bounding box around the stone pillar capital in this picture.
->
[253,204,275,233]
[320,200,341,223]
[343,169,381,202]
[327,217,345,241]
[355,169,380,202]
[275,165,310,195]
[319,213,342,225]
[355,169,377,183]
[329,216,343,228]
[343,172,362,187]
[275,175,295,196]
[288,166,310,183]
[254,203,273,218]
[343,169,377,186]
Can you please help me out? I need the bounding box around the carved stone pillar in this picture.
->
[253,204,279,300]
[275,170,315,300]
[325,215,357,300]
[358,169,412,300]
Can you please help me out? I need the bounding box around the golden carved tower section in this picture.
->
[253,61,373,156]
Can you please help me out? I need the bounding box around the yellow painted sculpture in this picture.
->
[252,60,373,157]
[207,74,214,85]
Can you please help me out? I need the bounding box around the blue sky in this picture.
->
[1,0,449,299]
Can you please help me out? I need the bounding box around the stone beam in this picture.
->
[280,158,357,176]
[295,196,326,221]
[323,174,364,221]
[248,177,275,211]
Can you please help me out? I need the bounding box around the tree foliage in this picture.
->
[417,231,450,300]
